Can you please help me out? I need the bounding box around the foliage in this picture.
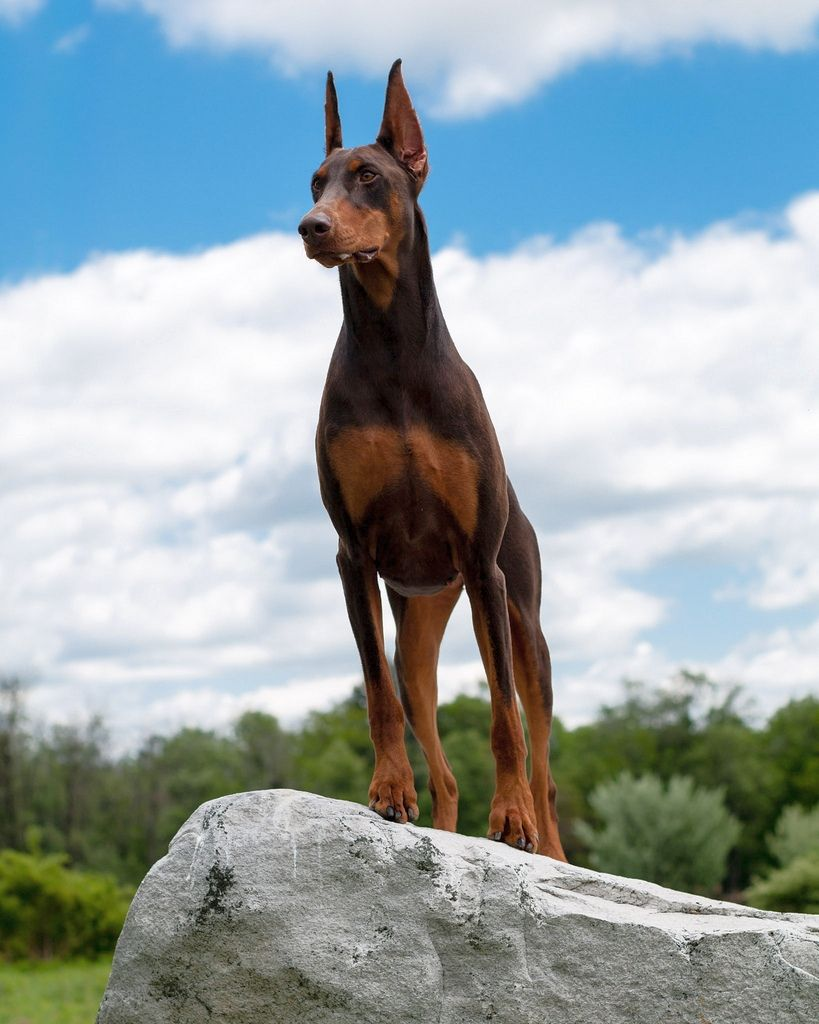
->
[550,674,797,884]
[767,803,819,867]
[742,802,819,913]
[0,957,112,1024]
[439,728,495,838]
[0,851,131,961]
[437,693,495,837]
[1,672,818,916]
[233,711,292,791]
[763,698,819,811]
[292,686,372,803]
[575,772,741,893]
[0,678,26,850]
[745,852,819,914]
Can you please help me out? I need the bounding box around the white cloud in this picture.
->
[710,619,819,700]
[53,23,90,55]
[96,1,819,115]
[3,195,819,745]
[0,0,42,25]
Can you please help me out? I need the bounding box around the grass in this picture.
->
[0,958,112,1024]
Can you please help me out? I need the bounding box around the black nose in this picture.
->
[298,211,333,242]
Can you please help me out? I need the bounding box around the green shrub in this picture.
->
[0,850,132,960]
[745,852,819,914]
[767,804,819,867]
[575,772,740,894]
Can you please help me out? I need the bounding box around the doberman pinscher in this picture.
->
[298,60,566,860]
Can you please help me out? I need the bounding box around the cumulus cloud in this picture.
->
[3,195,819,744]
[96,1,819,115]
[711,619,819,700]
[0,0,42,25]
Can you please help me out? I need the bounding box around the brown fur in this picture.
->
[299,60,567,860]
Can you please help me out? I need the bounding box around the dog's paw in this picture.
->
[368,764,419,825]
[487,783,539,853]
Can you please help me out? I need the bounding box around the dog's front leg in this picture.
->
[336,544,419,824]
[465,560,539,853]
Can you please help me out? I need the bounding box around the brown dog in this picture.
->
[299,61,566,859]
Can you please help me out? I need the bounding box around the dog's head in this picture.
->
[298,60,428,273]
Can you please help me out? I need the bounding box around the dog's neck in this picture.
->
[337,208,449,357]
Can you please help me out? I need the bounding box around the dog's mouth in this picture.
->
[306,246,381,267]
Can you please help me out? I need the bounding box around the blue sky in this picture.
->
[3,1,819,277]
[2,1,818,745]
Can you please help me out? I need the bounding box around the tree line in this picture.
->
[1,672,817,914]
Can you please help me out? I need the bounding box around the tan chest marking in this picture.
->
[327,426,405,524]
[407,427,479,537]
[327,425,479,536]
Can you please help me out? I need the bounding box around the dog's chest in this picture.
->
[326,424,478,537]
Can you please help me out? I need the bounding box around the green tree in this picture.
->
[576,772,741,893]
[763,698,819,811]
[128,728,246,869]
[746,853,819,914]
[552,674,704,821]
[0,676,27,849]
[681,704,773,889]
[233,711,292,791]
[768,803,819,867]
[436,690,492,739]
[27,718,110,865]
[436,692,495,836]
[292,687,372,804]
[745,802,819,914]
[295,736,372,804]
[551,673,782,886]
[440,729,495,837]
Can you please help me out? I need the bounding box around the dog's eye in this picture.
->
[311,178,322,194]
[359,170,377,184]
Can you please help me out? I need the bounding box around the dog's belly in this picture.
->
[372,512,461,597]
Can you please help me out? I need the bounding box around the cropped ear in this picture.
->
[377,59,428,188]
[325,71,343,156]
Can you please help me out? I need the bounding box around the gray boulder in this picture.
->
[97,789,819,1023]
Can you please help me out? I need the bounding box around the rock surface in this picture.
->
[97,789,819,1024]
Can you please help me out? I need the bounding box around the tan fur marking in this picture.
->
[406,429,479,537]
[507,599,566,859]
[327,426,405,524]
[351,256,398,311]
[325,198,389,255]
[396,588,461,830]
[347,157,363,173]
[327,425,479,534]
[351,192,404,310]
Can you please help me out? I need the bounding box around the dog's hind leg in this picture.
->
[499,486,567,861]
[387,583,462,832]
